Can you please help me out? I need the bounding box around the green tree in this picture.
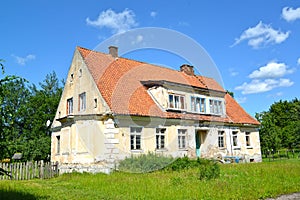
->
[22,71,62,161]
[0,59,62,161]
[256,99,300,152]
[0,60,29,160]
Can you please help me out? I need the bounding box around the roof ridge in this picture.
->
[77,46,209,77]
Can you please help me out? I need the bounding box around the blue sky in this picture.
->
[1,1,299,117]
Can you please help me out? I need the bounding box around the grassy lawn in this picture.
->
[0,159,299,200]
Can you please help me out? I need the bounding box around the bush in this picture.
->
[165,156,199,171]
[198,159,220,180]
[118,153,174,173]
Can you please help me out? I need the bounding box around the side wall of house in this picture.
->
[51,49,111,168]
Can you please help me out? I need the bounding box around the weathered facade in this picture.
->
[51,46,262,173]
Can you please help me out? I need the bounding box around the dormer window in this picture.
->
[209,99,223,115]
[191,97,205,113]
[168,94,186,110]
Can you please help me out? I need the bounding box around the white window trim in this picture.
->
[209,98,224,116]
[155,127,167,150]
[190,96,206,114]
[178,128,188,149]
[168,93,186,111]
[130,126,143,151]
[218,130,225,148]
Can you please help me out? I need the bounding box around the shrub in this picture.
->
[165,156,199,171]
[198,159,220,180]
[118,153,174,173]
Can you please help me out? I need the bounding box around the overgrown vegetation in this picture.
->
[0,159,299,199]
[118,153,175,173]
[118,154,220,180]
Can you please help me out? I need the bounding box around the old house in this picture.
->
[51,46,262,173]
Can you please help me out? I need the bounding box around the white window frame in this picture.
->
[130,127,142,150]
[191,96,206,113]
[218,131,225,148]
[178,129,187,149]
[209,99,223,115]
[156,128,166,150]
[79,92,86,111]
[67,97,73,115]
[168,94,186,110]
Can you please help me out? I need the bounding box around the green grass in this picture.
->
[0,159,299,200]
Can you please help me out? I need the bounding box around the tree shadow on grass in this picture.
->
[0,189,49,200]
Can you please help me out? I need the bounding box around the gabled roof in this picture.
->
[77,46,259,126]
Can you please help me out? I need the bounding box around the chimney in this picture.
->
[109,46,118,58]
[180,64,194,76]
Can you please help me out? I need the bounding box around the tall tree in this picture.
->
[256,99,300,152]
[22,71,62,161]
[0,59,62,161]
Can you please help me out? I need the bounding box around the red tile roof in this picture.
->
[77,46,259,126]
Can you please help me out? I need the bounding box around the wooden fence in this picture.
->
[0,160,59,180]
[262,149,300,161]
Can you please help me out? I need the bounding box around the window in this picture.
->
[168,94,185,110]
[67,98,73,115]
[79,92,86,111]
[156,128,166,149]
[56,136,60,154]
[245,132,251,147]
[94,98,98,108]
[209,99,223,115]
[70,73,74,82]
[130,127,142,150]
[191,97,205,113]
[232,131,238,147]
[178,129,187,149]
[218,131,225,148]
[79,69,82,77]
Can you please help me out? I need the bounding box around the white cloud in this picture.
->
[12,54,36,66]
[249,62,293,79]
[232,21,290,48]
[235,96,247,104]
[150,11,157,18]
[86,8,138,34]
[282,7,300,22]
[131,35,144,45]
[297,58,300,65]
[235,78,294,94]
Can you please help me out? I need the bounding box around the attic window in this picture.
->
[94,98,97,108]
[79,69,82,77]
[79,92,86,111]
[67,98,73,115]
[168,94,186,110]
[209,99,223,115]
[191,97,205,113]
